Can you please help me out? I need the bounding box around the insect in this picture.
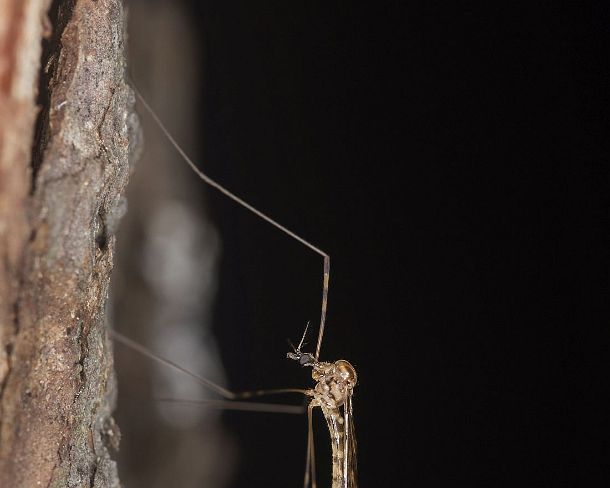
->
[110,5,358,487]
[111,85,358,487]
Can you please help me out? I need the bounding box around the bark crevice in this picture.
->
[0,0,138,486]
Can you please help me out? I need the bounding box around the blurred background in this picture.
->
[112,1,607,487]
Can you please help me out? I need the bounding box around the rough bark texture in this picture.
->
[0,0,138,486]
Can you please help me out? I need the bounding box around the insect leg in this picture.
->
[111,330,309,401]
[309,403,318,488]
[314,255,330,361]
[153,398,305,415]
[302,403,318,488]
[132,87,332,363]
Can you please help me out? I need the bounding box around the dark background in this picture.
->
[139,1,607,487]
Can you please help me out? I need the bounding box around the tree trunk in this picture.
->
[0,0,137,486]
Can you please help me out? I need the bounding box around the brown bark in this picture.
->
[0,0,138,486]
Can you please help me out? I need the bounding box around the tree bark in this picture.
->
[0,0,137,486]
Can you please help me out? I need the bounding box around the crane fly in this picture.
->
[110,88,358,488]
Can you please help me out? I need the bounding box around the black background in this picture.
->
[173,1,607,487]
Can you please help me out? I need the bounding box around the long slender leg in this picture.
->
[111,330,233,398]
[234,388,309,400]
[154,398,305,414]
[135,89,332,362]
[309,403,317,488]
[303,403,316,488]
[314,255,330,361]
[303,423,311,488]
[111,330,309,401]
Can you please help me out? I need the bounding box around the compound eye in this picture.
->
[334,360,357,385]
[299,353,316,366]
